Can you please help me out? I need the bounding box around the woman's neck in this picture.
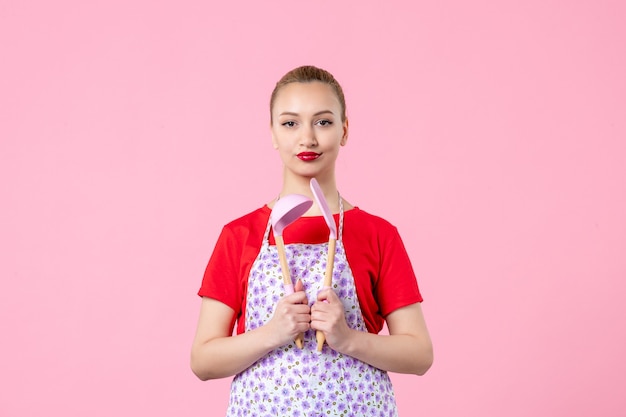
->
[277,174,341,215]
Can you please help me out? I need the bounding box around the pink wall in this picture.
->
[1,1,625,416]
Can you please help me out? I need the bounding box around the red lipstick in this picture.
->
[297,152,320,161]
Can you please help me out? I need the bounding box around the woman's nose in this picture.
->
[300,125,318,147]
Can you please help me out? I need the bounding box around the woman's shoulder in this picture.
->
[222,205,271,232]
[346,207,397,228]
[344,207,399,237]
[212,206,271,251]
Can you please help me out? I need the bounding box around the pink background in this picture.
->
[2,1,625,416]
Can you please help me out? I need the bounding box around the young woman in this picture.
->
[191,65,433,416]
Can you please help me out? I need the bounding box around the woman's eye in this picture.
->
[317,119,333,126]
[282,121,296,127]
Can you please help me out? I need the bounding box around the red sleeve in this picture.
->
[343,209,422,334]
[197,207,269,335]
[198,225,243,316]
[375,227,423,317]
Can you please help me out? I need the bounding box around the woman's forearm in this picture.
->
[190,324,278,381]
[339,303,433,375]
[338,330,433,375]
[311,294,433,375]
[191,292,311,381]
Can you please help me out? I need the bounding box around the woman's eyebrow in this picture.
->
[313,110,334,116]
[278,110,335,117]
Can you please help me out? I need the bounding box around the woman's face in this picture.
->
[270,81,348,182]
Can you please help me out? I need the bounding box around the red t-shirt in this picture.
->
[198,206,423,334]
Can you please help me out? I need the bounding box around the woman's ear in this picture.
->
[340,118,349,146]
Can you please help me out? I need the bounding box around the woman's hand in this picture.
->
[311,291,433,375]
[266,279,311,347]
[310,287,352,351]
[191,279,312,381]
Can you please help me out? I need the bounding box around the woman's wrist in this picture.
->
[255,322,283,352]
[332,327,362,356]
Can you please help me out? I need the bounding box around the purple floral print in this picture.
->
[226,216,398,417]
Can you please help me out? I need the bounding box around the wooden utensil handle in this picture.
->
[316,238,336,351]
[322,238,336,287]
[275,235,304,348]
[275,235,292,286]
